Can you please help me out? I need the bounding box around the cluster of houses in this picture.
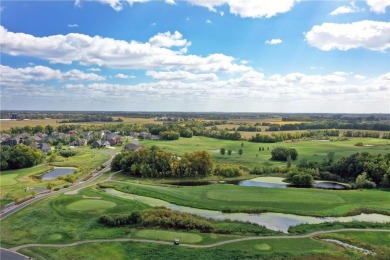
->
[1,129,159,153]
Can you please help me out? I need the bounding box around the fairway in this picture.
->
[254,243,271,250]
[133,229,203,243]
[0,174,18,186]
[141,136,390,168]
[66,199,117,211]
[107,182,390,216]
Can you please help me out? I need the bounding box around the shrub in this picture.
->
[59,150,78,158]
[99,212,142,227]
[355,172,376,189]
[214,165,243,177]
[354,142,364,146]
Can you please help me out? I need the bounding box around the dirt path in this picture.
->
[9,228,390,252]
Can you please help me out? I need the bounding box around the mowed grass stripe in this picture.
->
[108,182,390,216]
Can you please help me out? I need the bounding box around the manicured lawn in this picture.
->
[133,229,203,243]
[19,239,347,260]
[0,187,149,248]
[106,182,390,216]
[66,199,117,211]
[140,136,390,168]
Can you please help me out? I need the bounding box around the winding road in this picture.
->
[8,228,390,252]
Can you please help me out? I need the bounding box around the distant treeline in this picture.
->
[267,121,390,131]
[249,130,340,143]
[59,115,123,123]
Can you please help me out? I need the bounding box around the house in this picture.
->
[123,143,143,151]
[1,137,20,146]
[39,143,51,153]
[71,138,87,146]
[107,135,123,146]
[92,140,110,148]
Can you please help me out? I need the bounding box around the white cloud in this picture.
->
[265,38,282,45]
[115,73,135,79]
[305,20,390,51]
[366,0,390,13]
[74,0,298,18]
[0,65,105,83]
[354,74,366,80]
[88,67,101,71]
[0,26,250,73]
[146,70,218,81]
[206,19,212,24]
[148,31,190,49]
[68,24,79,28]
[329,3,361,16]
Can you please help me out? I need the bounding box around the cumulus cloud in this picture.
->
[75,0,299,18]
[0,26,250,73]
[0,65,105,83]
[146,70,218,81]
[366,0,390,13]
[265,39,282,45]
[305,20,390,51]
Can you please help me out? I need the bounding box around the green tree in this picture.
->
[220,148,226,155]
[287,155,292,168]
[227,149,232,156]
[238,148,243,156]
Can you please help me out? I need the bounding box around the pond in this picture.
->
[165,177,349,190]
[104,188,390,233]
[41,168,75,180]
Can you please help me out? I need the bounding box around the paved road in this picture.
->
[9,228,390,251]
[0,154,114,220]
[0,248,29,260]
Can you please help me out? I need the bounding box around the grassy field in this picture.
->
[18,238,350,260]
[0,147,111,208]
[0,187,150,248]
[140,136,390,168]
[105,182,390,216]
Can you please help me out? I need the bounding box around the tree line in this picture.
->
[0,144,44,171]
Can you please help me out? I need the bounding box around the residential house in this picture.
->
[71,138,87,146]
[92,140,110,148]
[123,143,143,151]
[39,143,51,153]
[1,137,20,146]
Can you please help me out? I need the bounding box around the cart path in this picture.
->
[9,228,390,252]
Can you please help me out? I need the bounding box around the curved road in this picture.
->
[8,228,390,252]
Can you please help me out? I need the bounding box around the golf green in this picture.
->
[0,174,18,186]
[134,229,203,243]
[66,199,117,211]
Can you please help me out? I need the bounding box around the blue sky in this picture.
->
[1,0,389,112]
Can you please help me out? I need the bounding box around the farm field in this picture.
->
[104,182,390,216]
[140,136,390,168]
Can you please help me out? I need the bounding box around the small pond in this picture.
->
[41,168,75,181]
[104,188,390,233]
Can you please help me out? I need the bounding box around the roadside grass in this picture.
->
[18,239,348,260]
[0,187,149,248]
[140,136,390,168]
[103,182,390,217]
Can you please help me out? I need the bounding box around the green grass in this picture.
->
[0,148,111,208]
[0,187,150,248]
[18,239,349,260]
[66,199,117,211]
[140,136,390,168]
[105,182,390,216]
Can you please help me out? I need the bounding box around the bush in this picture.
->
[355,172,376,189]
[160,131,180,140]
[99,212,142,227]
[271,147,298,161]
[214,165,243,177]
[354,142,364,146]
[59,150,78,158]
[288,172,313,186]
[142,208,213,232]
